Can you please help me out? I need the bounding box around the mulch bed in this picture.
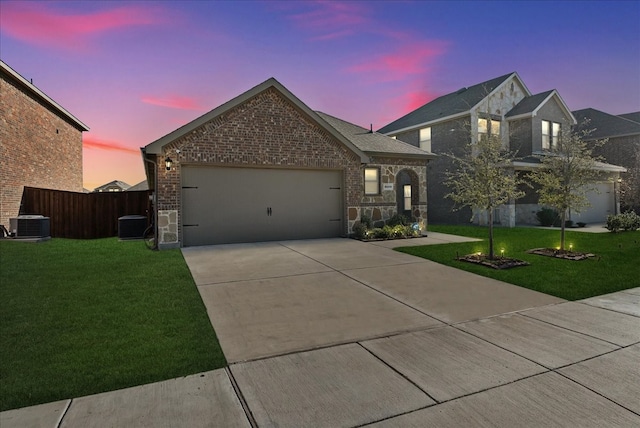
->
[456,253,530,270]
[527,248,595,261]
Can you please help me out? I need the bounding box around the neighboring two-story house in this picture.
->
[379,72,625,226]
[93,180,131,192]
[0,60,89,228]
[572,108,640,212]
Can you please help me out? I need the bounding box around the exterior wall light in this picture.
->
[165,157,173,171]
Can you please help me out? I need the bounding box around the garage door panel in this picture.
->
[572,183,614,224]
[182,167,343,246]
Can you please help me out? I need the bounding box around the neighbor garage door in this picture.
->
[182,166,343,246]
[572,183,615,224]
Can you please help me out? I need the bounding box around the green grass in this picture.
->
[397,225,640,301]
[0,238,226,411]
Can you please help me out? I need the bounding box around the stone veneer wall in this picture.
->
[348,157,428,232]
[157,209,179,249]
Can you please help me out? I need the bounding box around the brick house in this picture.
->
[0,60,89,228]
[93,180,131,192]
[379,72,625,226]
[142,78,434,248]
[573,108,640,212]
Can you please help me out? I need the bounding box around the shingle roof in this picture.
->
[573,108,640,139]
[378,72,517,134]
[93,180,130,192]
[316,112,434,159]
[618,112,640,123]
[506,90,555,117]
[126,180,149,191]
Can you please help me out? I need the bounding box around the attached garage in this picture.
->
[182,166,343,245]
[572,183,616,224]
[142,78,433,249]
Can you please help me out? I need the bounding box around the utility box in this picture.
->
[9,215,50,238]
[118,215,148,240]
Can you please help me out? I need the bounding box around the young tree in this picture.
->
[528,125,604,250]
[444,122,525,259]
[620,149,640,214]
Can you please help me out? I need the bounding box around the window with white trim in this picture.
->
[403,185,412,211]
[364,168,380,195]
[478,118,500,141]
[419,127,431,152]
[542,120,561,150]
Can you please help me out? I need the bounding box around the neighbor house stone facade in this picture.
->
[0,60,88,228]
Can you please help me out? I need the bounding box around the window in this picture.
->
[542,120,561,150]
[478,118,500,141]
[403,185,412,211]
[419,127,431,151]
[364,168,379,195]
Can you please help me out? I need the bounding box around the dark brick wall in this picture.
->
[395,117,472,224]
[592,135,639,170]
[509,118,533,157]
[0,71,84,228]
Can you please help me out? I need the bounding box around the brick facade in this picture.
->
[147,86,429,247]
[0,64,86,228]
[396,117,473,224]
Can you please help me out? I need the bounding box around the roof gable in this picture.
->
[1,60,89,131]
[316,112,435,159]
[143,78,369,163]
[506,90,576,124]
[573,108,640,139]
[378,72,529,134]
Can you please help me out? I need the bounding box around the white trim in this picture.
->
[382,111,469,136]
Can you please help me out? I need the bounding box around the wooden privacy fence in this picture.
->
[20,187,151,239]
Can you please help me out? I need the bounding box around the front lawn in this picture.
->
[0,238,225,412]
[397,225,639,301]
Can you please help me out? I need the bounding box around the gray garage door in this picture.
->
[182,166,344,246]
[572,183,615,224]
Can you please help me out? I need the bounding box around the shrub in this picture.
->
[353,223,368,239]
[371,227,389,239]
[536,208,560,227]
[606,214,622,232]
[565,220,574,228]
[387,213,409,227]
[360,215,372,229]
[621,211,640,231]
[606,211,640,232]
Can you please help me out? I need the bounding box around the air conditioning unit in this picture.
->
[9,215,51,238]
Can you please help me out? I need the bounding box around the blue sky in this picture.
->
[1,0,638,189]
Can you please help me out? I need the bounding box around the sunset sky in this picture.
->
[2,0,639,191]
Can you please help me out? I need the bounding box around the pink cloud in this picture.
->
[348,42,447,82]
[400,90,437,113]
[141,95,205,111]
[285,0,371,40]
[83,136,139,155]
[0,2,167,51]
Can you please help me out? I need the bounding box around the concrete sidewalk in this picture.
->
[3,236,639,427]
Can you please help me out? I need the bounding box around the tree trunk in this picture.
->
[560,209,566,250]
[488,208,494,259]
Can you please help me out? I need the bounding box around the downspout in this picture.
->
[142,150,158,249]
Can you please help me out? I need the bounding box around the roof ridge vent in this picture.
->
[456,87,467,94]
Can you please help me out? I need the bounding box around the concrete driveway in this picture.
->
[4,236,640,427]
[183,237,562,363]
